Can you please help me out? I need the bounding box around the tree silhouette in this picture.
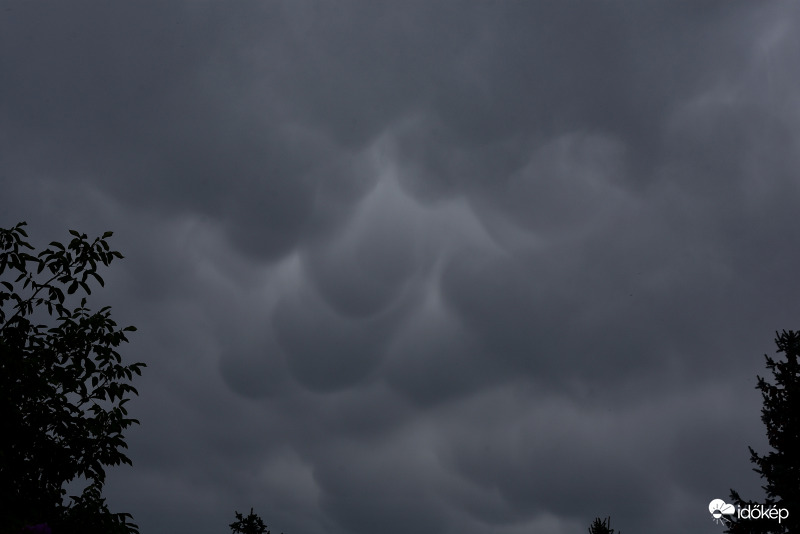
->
[229,508,283,534]
[588,516,619,534]
[0,222,145,534]
[726,330,799,534]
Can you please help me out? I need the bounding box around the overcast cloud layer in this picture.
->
[2,2,800,533]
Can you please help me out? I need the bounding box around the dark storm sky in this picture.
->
[2,2,799,533]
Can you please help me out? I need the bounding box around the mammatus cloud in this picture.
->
[2,1,799,533]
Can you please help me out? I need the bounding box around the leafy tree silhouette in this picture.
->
[726,330,799,534]
[588,516,620,534]
[0,222,145,534]
[229,508,284,534]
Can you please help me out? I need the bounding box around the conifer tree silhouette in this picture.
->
[726,330,799,534]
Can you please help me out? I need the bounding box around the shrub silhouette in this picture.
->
[229,508,284,534]
[588,516,620,534]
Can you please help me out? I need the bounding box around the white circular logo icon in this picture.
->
[709,499,736,524]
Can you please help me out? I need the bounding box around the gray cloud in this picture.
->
[3,1,799,533]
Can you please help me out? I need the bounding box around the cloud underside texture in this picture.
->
[2,2,799,534]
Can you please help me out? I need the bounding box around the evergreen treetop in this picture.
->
[727,330,800,533]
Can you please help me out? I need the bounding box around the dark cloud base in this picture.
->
[2,1,799,533]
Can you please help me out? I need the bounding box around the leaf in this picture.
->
[67,281,79,294]
[80,281,91,295]
[102,231,114,238]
